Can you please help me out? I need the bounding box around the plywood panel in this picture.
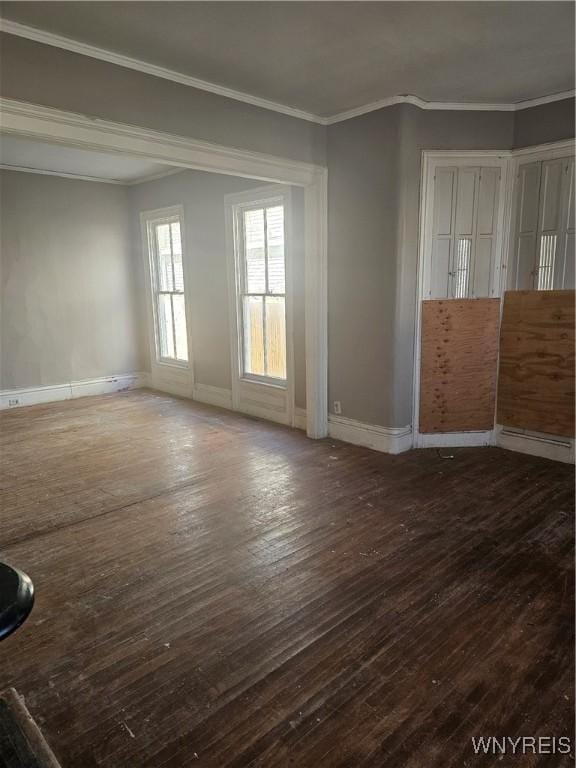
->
[420,299,500,433]
[497,290,575,437]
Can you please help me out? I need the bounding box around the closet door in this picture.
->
[451,167,478,298]
[429,167,457,298]
[427,165,501,299]
[558,156,575,289]
[534,158,565,290]
[513,161,542,290]
[473,168,500,297]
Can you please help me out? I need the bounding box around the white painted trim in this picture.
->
[0,162,185,186]
[323,91,576,124]
[293,407,307,431]
[496,426,574,464]
[0,163,126,184]
[328,415,413,455]
[417,431,495,449]
[127,167,186,186]
[305,170,328,437]
[192,383,233,410]
[1,19,573,125]
[0,19,324,125]
[0,372,146,410]
[510,139,575,160]
[0,98,320,186]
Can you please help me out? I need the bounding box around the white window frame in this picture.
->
[141,205,195,396]
[144,207,190,367]
[226,185,295,423]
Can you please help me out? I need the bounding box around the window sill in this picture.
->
[155,358,190,371]
[240,375,287,391]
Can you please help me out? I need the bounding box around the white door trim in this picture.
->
[0,97,328,438]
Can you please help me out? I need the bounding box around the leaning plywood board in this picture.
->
[497,290,575,437]
[420,299,500,433]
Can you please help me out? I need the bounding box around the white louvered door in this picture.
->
[512,156,575,290]
[427,164,502,299]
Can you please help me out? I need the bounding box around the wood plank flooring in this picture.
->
[0,390,573,767]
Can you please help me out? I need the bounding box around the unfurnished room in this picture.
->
[0,2,574,767]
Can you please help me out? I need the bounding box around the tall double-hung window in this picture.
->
[146,211,189,364]
[235,200,287,382]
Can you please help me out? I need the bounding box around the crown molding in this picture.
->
[0,162,126,184]
[1,18,574,126]
[323,90,576,124]
[0,162,186,186]
[0,18,325,125]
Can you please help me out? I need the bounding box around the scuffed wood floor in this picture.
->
[0,390,573,767]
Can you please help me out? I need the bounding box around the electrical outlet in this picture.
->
[333,400,342,415]
[8,398,20,408]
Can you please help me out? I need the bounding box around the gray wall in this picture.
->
[1,30,573,426]
[327,104,516,427]
[1,170,144,389]
[129,171,307,408]
[0,34,326,167]
[513,97,575,148]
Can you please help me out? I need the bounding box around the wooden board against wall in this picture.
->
[497,290,575,437]
[420,299,500,433]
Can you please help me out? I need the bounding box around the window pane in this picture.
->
[536,234,557,290]
[453,238,471,298]
[242,296,265,376]
[171,222,182,255]
[266,206,285,294]
[264,296,286,379]
[158,293,175,359]
[244,209,266,293]
[172,293,188,361]
[155,223,173,291]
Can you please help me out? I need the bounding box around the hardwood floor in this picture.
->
[0,390,573,767]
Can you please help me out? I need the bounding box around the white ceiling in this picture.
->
[0,134,178,183]
[0,1,574,118]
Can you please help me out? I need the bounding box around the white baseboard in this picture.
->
[496,425,575,464]
[293,407,307,430]
[328,414,413,455]
[416,430,495,449]
[192,383,233,410]
[0,372,146,410]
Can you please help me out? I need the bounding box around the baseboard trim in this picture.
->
[416,430,495,449]
[0,372,146,410]
[293,407,307,431]
[328,414,412,455]
[192,383,233,410]
[496,426,574,464]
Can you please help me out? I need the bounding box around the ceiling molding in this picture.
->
[0,18,325,125]
[0,162,126,184]
[1,18,574,126]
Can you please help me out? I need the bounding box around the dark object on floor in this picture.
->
[0,688,61,768]
[0,564,34,642]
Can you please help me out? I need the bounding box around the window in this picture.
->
[147,215,189,364]
[236,202,287,382]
